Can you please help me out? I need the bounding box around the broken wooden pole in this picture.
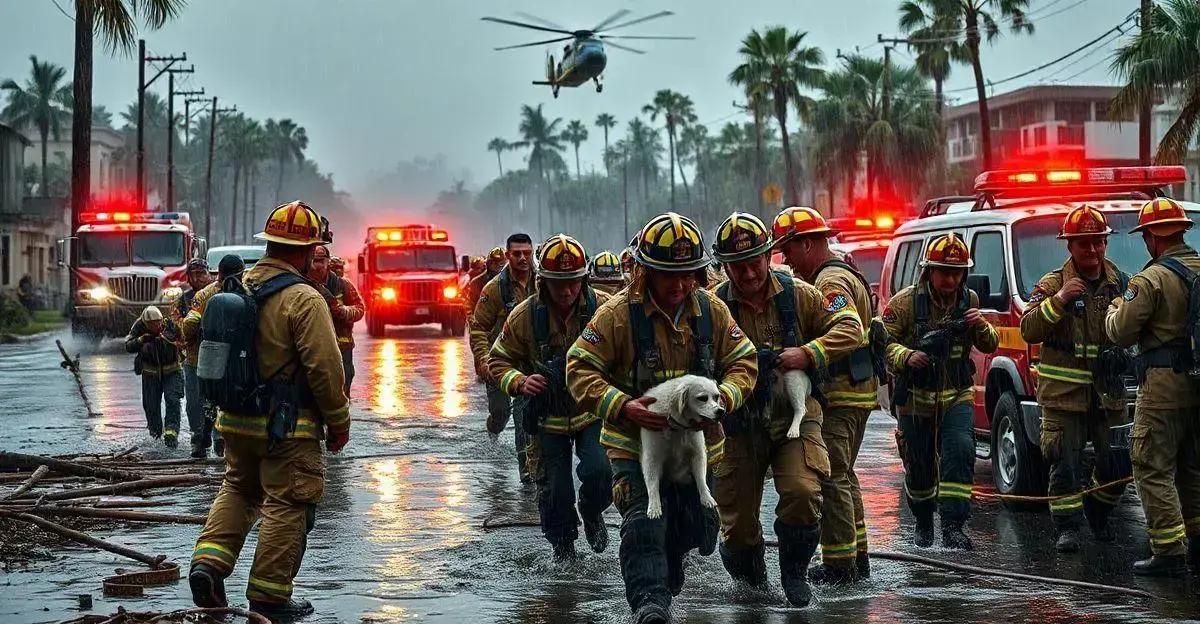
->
[0,509,166,567]
[0,465,49,501]
[56,338,100,417]
[0,451,143,482]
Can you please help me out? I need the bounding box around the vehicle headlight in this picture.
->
[443,285,459,300]
[380,287,397,301]
[85,286,112,302]
[161,286,183,300]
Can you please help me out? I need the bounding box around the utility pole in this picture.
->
[878,36,909,123]
[176,89,205,148]
[1139,0,1153,164]
[165,66,195,212]
[203,98,237,245]
[139,42,186,210]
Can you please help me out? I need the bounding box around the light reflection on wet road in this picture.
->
[2,327,1199,623]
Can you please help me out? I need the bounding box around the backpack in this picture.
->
[196,272,307,414]
[1151,257,1200,378]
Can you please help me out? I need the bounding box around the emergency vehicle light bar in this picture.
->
[80,211,191,225]
[367,225,449,243]
[974,166,1186,195]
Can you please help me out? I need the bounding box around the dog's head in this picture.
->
[668,375,726,429]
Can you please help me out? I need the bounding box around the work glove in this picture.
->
[326,427,349,454]
[621,396,667,431]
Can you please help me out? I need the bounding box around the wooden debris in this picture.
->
[0,464,49,501]
[0,510,167,567]
[0,451,143,482]
[56,339,100,417]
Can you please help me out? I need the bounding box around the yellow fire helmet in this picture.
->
[713,212,772,263]
[536,234,589,279]
[488,246,505,261]
[255,200,330,246]
[633,212,709,272]
[590,250,623,282]
[921,232,974,269]
[1130,197,1194,236]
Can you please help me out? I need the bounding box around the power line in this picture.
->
[900,0,1096,44]
[47,0,73,21]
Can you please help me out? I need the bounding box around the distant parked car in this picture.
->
[205,245,266,274]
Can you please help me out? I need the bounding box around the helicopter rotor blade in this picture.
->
[597,11,675,33]
[495,36,577,51]
[513,12,569,31]
[591,9,632,33]
[602,40,646,55]
[601,35,695,40]
[480,16,574,36]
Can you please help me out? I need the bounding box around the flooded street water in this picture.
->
[3,326,1200,623]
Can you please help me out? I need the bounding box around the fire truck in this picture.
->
[828,214,906,295]
[878,165,1200,498]
[357,224,469,338]
[60,210,207,345]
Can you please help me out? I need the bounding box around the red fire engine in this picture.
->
[878,165,1198,497]
[61,209,206,345]
[357,224,469,337]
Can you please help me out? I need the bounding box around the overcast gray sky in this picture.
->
[3,0,1134,195]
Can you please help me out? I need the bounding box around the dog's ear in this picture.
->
[672,382,691,421]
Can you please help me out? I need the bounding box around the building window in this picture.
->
[1034,126,1047,147]
[1,234,10,286]
[1055,101,1090,125]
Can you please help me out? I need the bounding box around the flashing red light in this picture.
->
[367,225,449,244]
[81,211,190,225]
[976,166,1186,194]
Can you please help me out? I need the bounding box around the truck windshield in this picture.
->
[1013,211,1200,298]
[132,232,185,267]
[847,247,885,285]
[374,246,457,272]
[78,233,129,267]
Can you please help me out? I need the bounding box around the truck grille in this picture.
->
[398,281,439,304]
[108,275,159,303]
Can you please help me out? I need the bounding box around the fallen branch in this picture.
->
[9,474,215,502]
[56,339,100,417]
[0,509,166,567]
[8,505,206,524]
[0,465,49,501]
[0,451,143,482]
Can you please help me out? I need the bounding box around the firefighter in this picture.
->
[772,206,879,583]
[882,233,999,550]
[175,258,213,457]
[710,211,864,605]
[1105,197,1200,577]
[468,255,486,279]
[181,254,246,458]
[620,247,635,286]
[329,256,347,279]
[125,305,184,447]
[466,247,506,315]
[189,201,349,619]
[589,250,625,295]
[1018,206,1131,554]
[308,245,365,395]
[567,212,758,624]
[490,234,613,561]
[470,234,535,483]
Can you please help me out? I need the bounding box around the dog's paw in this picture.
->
[646,502,663,519]
[700,492,718,509]
[786,425,801,439]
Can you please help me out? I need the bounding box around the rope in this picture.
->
[974,476,1134,503]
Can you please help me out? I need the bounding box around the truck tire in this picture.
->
[990,391,1048,506]
[367,314,385,338]
[451,311,467,337]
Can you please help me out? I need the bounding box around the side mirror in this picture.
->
[56,237,74,268]
[966,273,1007,311]
[357,255,366,274]
[194,236,208,261]
[460,255,470,272]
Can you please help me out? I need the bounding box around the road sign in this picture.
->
[762,183,783,206]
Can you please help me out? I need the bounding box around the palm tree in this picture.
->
[901,0,1031,170]
[487,137,510,177]
[263,118,308,204]
[514,104,565,231]
[2,56,72,197]
[595,113,618,176]
[562,120,589,178]
[899,0,969,115]
[625,117,663,204]
[642,90,697,210]
[120,92,172,199]
[71,0,184,228]
[679,123,712,217]
[731,27,825,206]
[1112,0,1200,163]
[92,104,114,129]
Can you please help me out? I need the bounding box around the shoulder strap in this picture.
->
[691,294,715,377]
[251,272,307,304]
[499,269,514,308]
[531,299,550,353]
[914,288,930,326]
[772,271,799,348]
[1157,256,1196,286]
[818,258,878,312]
[715,280,738,323]
[1115,269,1131,294]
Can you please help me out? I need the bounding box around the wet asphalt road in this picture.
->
[2,327,1200,623]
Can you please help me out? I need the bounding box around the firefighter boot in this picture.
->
[776,520,820,607]
[856,551,871,579]
[942,522,974,551]
[632,603,669,624]
[164,432,179,449]
[1055,527,1082,554]
[583,514,609,554]
[188,563,227,608]
[914,512,935,548]
[551,540,577,562]
[719,542,768,588]
[808,562,858,586]
[1133,554,1187,577]
[1083,496,1115,542]
[1189,540,1200,571]
[190,441,208,459]
[249,598,315,619]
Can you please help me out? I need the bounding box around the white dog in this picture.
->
[779,369,813,439]
[639,375,725,519]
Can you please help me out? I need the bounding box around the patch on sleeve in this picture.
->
[581,325,603,345]
[1028,286,1047,304]
[1123,285,1139,301]
[881,306,897,323]
[729,324,745,341]
[478,292,491,304]
[823,291,850,313]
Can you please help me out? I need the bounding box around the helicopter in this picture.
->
[481,10,693,97]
